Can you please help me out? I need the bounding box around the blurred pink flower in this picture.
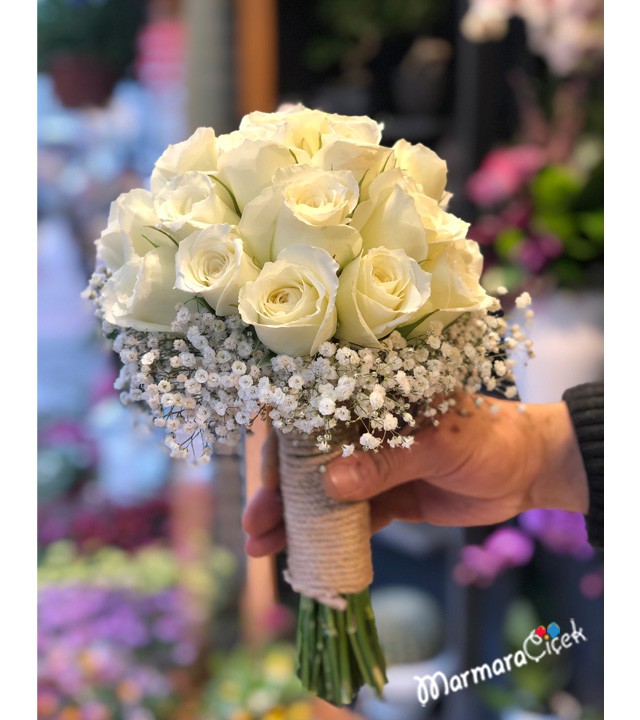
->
[466,145,546,206]
[580,569,604,599]
[454,528,534,587]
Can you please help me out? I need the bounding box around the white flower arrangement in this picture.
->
[84,104,533,706]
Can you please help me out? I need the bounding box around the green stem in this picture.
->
[346,595,377,692]
[311,601,323,693]
[322,605,342,705]
[355,590,387,693]
[295,591,387,706]
[300,596,313,688]
[335,608,354,705]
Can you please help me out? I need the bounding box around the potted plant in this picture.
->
[38,0,146,108]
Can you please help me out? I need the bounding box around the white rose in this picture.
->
[238,164,362,268]
[238,245,339,356]
[240,104,383,156]
[153,171,239,240]
[96,189,161,271]
[174,224,260,316]
[150,127,218,193]
[408,239,493,336]
[335,247,431,347]
[413,193,470,244]
[350,170,428,262]
[100,245,189,331]
[392,139,450,205]
[312,138,392,199]
[217,136,309,211]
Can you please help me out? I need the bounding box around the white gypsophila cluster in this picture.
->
[91,290,533,461]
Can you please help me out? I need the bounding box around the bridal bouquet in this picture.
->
[85,105,532,705]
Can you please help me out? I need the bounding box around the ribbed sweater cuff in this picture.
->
[562,382,604,549]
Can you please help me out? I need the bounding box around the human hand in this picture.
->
[242,395,589,558]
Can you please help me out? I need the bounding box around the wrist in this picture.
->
[523,401,589,514]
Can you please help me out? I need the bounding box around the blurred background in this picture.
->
[37,1,604,718]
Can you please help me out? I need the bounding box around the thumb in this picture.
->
[322,433,432,501]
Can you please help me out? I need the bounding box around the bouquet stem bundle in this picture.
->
[277,428,387,704]
[296,589,386,705]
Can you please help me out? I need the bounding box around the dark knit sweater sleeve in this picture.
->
[562,383,604,548]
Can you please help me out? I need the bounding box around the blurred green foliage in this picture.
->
[38,540,237,599]
[201,643,311,720]
[37,0,146,73]
[304,0,442,73]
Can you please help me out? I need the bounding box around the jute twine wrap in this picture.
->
[277,427,373,611]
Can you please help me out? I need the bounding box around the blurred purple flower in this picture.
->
[38,581,196,712]
[454,527,535,587]
[82,702,111,720]
[469,215,506,247]
[516,233,564,273]
[518,509,594,559]
[484,527,536,566]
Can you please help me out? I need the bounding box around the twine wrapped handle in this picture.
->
[277,428,373,611]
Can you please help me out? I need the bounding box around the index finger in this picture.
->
[261,427,280,490]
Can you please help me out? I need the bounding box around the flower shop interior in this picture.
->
[36,1,604,719]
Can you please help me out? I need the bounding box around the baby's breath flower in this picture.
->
[369,391,385,410]
[360,433,382,451]
[185,379,202,395]
[382,414,398,432]
[231,361,247,375]
[288,374,304,392]
[336,347,360,367]
[505,385,518,399]
[342,444,355,457]
[318,341,337,358]
[279,395,299,413]
[318,398,336,416]
[493,360,507,377]
[334,406,351,422]
[194,368,209,383]
[99,285,532,462]
[238,375,254,390]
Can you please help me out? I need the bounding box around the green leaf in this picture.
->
[208,174,242,216]
[397,309,440,338]
[380,151,395,174]
[357,169,370,192]
[140,233,159,249]
[146,225,179,248]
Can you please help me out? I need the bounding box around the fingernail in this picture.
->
[325,462,361,499]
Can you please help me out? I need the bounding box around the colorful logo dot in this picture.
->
[534,622,560,640]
